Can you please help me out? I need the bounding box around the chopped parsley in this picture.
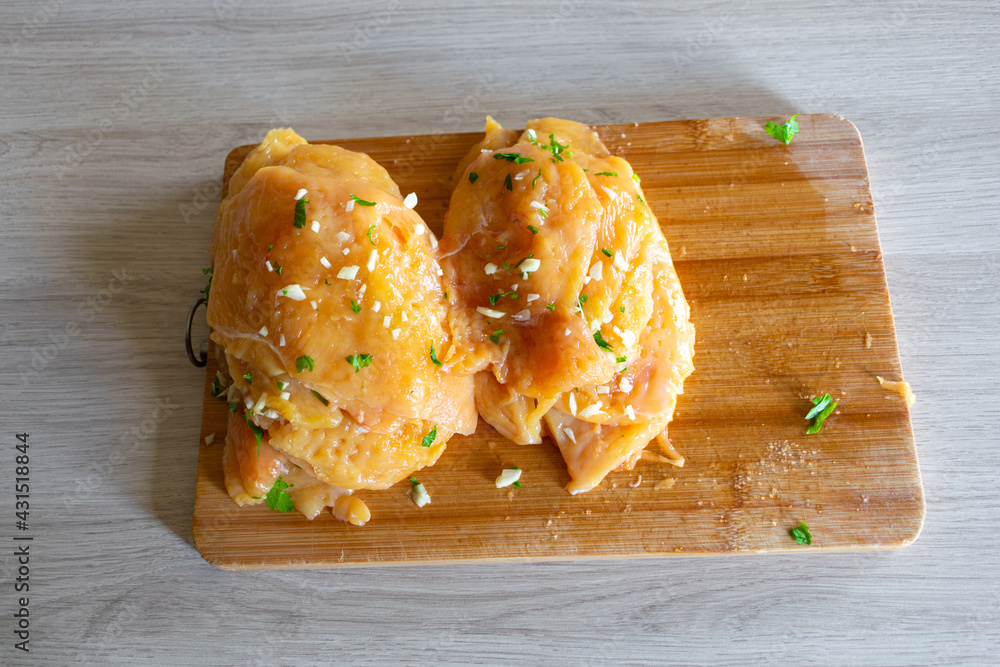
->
[616,355,627,364]
[805,393,838,434]
[429,344,443,367]
[202,266,213,275]
[346,353,373,373]
[200,272,213,303]
[242,372,253,385]
[421,425,438,448]
[488,291,517,306]
[350,300,361,314]
[540,133,572,162]
[765,114,800,145]
[532,169,542,188]
[595,171,618,177]
[264,477,294,512]
[310,389,329,406]
[227,402,238,413]
[593,329,614,351]
[578,294,589,309]
[546,303,555,311]
[527,225,539,234]
[295,355,315,373]
[293,197,308,229]
[243,414,264,455]
[267,244,274,251]
[487,329,505,345]
[789,522,812,545]
[273,262,283,276]
[619,306,625,312]
[637,194,645,204]
[367,224,377,245]
[350,194,376,207]
[496,244,506,251]
[469,171,479,184]
[504,173,513,191]
[601,248,612,257]
[211,375,225,397]
[632,173,641,184]
[494,152,534,165]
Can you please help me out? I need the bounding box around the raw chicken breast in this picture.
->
[441,117,695,494]
[209,128,475,519]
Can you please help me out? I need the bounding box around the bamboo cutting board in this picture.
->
[192,114,923,570]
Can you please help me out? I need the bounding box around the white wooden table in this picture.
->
[1,1,997,664]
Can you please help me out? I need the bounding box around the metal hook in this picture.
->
[185,297,208,367]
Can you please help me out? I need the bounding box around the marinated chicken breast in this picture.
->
[209,128,475,520]
[441,117,695,494]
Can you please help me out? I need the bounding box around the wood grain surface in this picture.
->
[2,1,997,664]
[193,115,923,570]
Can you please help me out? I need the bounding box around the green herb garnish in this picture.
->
[227,402,238,413]
[293,197,308,229]
[504,173,513,191]
[267,244,273,251]
[243,372,253,385]
[595,171,618,177]
[789,522,812,545]
[421,426,438,448]
[264,477,294,512]
[527,225,539,234]
[532,169,542,188]
[487,291,517,306]
[351,300,361,314]
[350,194,376,207]
[494,152,534,165]
[295,355,315,373]
[346,353,373,373]
[514,253,534,270]
[765,114,800,145]
[202,266,213,275]
[367,224,377,245]
[546,303,555,311]
[429,344,443,367]
[310,389,329,406]
[805,393,838,434]
[593,329,613,351]
[616,355,627,364]
[601,248,612,257]
[243,414,264,455]
[578,294,589,309]
[469,172,479,184]
[273,263,283,276]
[540,133,572,162]
[487,329,505,345]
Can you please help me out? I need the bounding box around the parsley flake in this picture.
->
[601,248,612,257]
[789,522,812,545]
[202,266,213,275]
[616,355,627,364]
[541,133,572,162]
[351,300,361,314]
[595,171,618,177]
[532,169,542,188]
[805,393,838,434]
[227,402,239,413]
[421,425,438,448]
[765,114,800,145]
[264,477,295,512]
[578,294,589,309]
[346,353,373,373]
[310,389,329,406]
[295,355,315,373]
[243,372,252,385]
[293,197,309,229]
[243,414,264,455]
[527,224,539,235]
[593,329,614,351]
[469,172,479,184]
[504,173,513,191]
[367,224,377,245]
[494,152,534,165]
[273,263,283,276]
[429,344,443,367]
[546,303,555,311]
[350,194,376,207]
[267,244,274,251]
[487,329,505,345]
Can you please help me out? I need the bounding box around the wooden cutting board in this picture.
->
[192,114,923,570]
